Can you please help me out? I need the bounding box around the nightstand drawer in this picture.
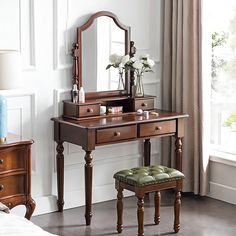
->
[0,148,27,173]
[135,98,154,111]
[139,120,176,138]
[0,174,25,198]
[96,125,137,144]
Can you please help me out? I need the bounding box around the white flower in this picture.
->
[109,54,120,64]
[121,55,130,65]
[132,60,143,70]
[147,59,155,67]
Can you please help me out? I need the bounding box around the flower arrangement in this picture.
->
[106,53,155,96]
[126,54,155,76]
[106,54,130,90]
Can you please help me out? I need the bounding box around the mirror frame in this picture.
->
[72,11,131,99]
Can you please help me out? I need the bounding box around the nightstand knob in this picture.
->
[0,185,4,191]
[0,159,3,165]
[141,103,148,107]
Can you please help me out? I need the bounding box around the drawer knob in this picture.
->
[0,159,3,165]
[155,126,162,131]
[114,131,121,137]
[0,185,4,191]
[141,103,148,107]
[87,108,94,113]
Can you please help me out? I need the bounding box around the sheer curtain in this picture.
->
[161,0,210,195]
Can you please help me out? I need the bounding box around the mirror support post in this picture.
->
[72,43,80,88]
[130,41,136,97]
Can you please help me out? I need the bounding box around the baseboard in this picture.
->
[33,195,58,215]
[208,181,236,205]
[33,183,134,216]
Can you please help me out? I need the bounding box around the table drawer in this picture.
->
[135,98,154,111]
[0,148,26,173]
[79,104,100,117]
[139,120,176,138]
[0,175,25,198]
[96,125,137,144]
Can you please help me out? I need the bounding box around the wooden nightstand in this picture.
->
[0,133,35,219]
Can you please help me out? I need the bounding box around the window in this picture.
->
[210,0,236,154]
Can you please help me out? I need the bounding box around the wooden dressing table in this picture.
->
[52,109,187,225]
[51,11,188,226]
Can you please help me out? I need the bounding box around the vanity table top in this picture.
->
[52,109,188,129]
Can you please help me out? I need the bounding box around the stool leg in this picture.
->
[137,197,144,236]
[154,191,161,225]
[174,190,181,233]
[117,186,124,233]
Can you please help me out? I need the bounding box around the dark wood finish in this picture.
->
[130,41,136,97]
[115,177,183,236]
[175,137,183,172]
[116,184,123,233]
[0,133,35,219]
[73,11,131,98]
[174,190,181,233]
[63,95,155,119]
[71,43,79,86]
[154,191,161,225]
[144,139,151,166]
[137,197,145,236]
[134,96,155,111]
[56,141,64,212]
[139,120,176,138]
[63,100,101,118]
[84,151,93,225]
[96,125,136,144]
[51,109,188,224]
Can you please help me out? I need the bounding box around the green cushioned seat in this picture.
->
[113,165,185,187]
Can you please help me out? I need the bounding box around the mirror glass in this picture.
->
[82,16,126,92]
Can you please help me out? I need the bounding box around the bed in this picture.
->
[0,202,58,236]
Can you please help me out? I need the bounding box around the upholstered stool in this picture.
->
[113,165,185,236]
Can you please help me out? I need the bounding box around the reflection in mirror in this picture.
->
[82,16,125,92]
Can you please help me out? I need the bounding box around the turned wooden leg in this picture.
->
[137,197,144,236]
[144,139,151,199]
[56,141,64,212]
[175,137,183,171]
[144,139,151,166]
[154,191,161,225]
[174,190,181,233]
[25,198,36,220]
[116,184,124,233]
[84,150,93,225]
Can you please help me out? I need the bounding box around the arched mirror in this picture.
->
[72,11,133,98]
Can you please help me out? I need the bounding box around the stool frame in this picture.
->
[115,179,183,236]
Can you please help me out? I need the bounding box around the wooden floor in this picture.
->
[32,192,236,236]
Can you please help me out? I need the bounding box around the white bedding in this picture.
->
[0,204,58,236]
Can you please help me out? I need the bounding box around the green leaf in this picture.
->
[106,64,112,70]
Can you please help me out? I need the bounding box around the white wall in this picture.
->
[209,154,236,205]
[0,0,161,215]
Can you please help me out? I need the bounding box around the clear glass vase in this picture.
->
[117,72,125,90]
[135,74,144,97]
